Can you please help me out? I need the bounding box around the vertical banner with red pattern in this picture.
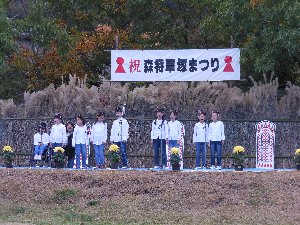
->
[111,49,240,81]
[256,120,276,169]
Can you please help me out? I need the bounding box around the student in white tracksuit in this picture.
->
[33,122,50,160]
[151,108,168,168]
[91,112,107,168]
[193,112,209,169]
[110,107,129,168]
[208,111,225,170]
[50,114,66,150]
[72,115,88,169]
[167,110,182,149]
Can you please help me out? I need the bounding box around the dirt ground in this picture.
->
[0,169,299,225]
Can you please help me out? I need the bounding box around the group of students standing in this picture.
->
[33,107,225,170]
[193,111,225,169]
[33,107,129,169]
[151,108,225,170]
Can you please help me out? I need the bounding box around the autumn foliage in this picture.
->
[9,24,134,90]
[0,0,299,101]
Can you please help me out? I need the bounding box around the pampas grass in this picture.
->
[0,99,18,118]
[0,75,299,119]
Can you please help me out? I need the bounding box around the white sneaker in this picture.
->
[202,166,207,170]
[194,167,201,170]
[210,165,215,170]
[216,166,222,170]
[34,155,38,160]
[153,166,160,169]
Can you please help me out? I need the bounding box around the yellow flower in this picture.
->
[53,147,65,153]
[233,146,245,154]
[3,146,13,152]
[295,149,300,155]
[171,147,180,155]
[109,144,120,152]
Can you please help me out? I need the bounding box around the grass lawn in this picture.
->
[0,169,299,225]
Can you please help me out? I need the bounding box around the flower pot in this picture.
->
[54,161,65,169]
[296,165,300,170]
[172,163,181,171]
[234,165,244,171]
[110,162,119,169]
[5,162,13,168]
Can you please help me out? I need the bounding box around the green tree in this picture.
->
[7,0,117,90]
[119,0,207,49]
[200,0,300,84]
[1,0,299,101]
[0,0,15,66]
[0,0,23,100]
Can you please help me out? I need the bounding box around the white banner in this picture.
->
[111,49,240,81]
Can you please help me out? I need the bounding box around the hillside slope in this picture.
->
[0,169,299,225]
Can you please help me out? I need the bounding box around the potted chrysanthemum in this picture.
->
[2,146,15,168]
[232,146,245,171]
[294,149,300,170]
[170,147,181,171]
[52,147,66,168]
[108,144,120,169]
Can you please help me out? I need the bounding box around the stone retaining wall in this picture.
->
[0,118,299,168]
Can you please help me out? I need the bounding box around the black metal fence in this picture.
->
[0,117,299,168]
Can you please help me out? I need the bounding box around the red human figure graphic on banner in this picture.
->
[223,56,234,72]
[115,57,126,73]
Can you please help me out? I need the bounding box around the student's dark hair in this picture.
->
[216,111,221,120]
[211,110,220,118]
[115,107,122,113]
[96,112,106,123]
[54,113,64,124]
[65,121,75,131]
[198,109,206,116]
[76,114,85,125]
[154,107,165,125]
[170,110,178,117]
[38,122,47,132]
[115,106,126,118]
[197,111,206,122]
[156,107,165,113]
